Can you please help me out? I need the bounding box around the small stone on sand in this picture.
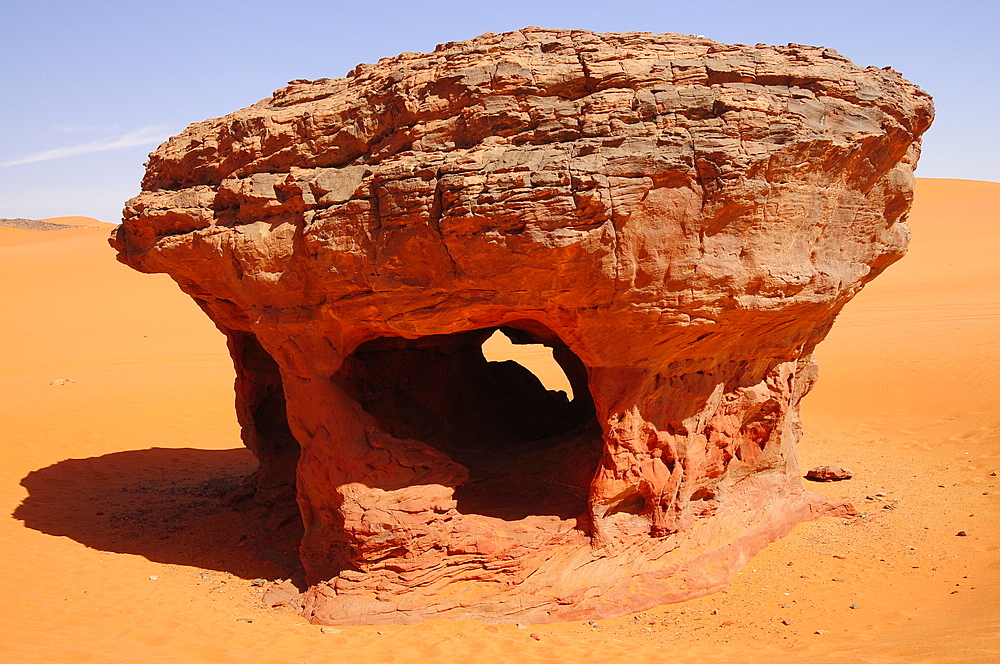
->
[805,466,853,481]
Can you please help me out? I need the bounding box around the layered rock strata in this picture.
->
[112,28,933,624]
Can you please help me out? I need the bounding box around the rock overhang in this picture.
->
[111,27,932,624]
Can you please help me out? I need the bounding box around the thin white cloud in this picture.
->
[53,123,106,133]
[0,125,173,168]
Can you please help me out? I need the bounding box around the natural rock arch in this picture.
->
[112,28,932,624]
[333,323,600,523]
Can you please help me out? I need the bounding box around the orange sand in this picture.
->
[0,217,109,247]
[1,179,997,663]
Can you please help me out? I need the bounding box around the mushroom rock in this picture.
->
[111,28,933,624]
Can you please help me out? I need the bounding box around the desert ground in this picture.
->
[1,179,997,663]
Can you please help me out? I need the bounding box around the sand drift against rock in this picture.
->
[111,28,932,624]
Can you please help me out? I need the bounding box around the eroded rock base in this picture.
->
[298,480,851,625]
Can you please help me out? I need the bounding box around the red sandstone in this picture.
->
[111,28,932,624]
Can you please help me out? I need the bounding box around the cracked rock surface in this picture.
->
[112,27,932,624]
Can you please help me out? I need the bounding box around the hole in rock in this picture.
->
[481,330,574,399]
[335,323,602,522]
[606,490,649,518]
[233,331,301,509]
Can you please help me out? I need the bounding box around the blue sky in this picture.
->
[1,0,997,223]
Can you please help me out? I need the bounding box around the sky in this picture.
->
[1,0,997,223]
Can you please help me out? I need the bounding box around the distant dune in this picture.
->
[0,218,72,231]
[0,216,112,247]
[0,215,109,229]
[38,215,114,227]
[0,179,996,662]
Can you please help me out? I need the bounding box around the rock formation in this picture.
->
[806,465,854,481]
[111,28,933,624]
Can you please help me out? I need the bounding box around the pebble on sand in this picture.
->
[805,466,853,481]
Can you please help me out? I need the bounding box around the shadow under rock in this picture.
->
[13,446,302,581]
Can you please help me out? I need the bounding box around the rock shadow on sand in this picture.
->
[13,447,302,580]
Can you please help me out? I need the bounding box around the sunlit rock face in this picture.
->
[112,27,932,625]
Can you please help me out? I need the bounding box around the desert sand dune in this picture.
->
[0,217,109,247]
[0,179,996,662]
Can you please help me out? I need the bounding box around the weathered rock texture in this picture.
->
[111,28,932,624]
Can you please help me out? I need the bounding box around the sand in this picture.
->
[1,179,997,663]
[0,217,107,247]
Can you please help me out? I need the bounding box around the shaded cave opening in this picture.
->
[334,322,603,522]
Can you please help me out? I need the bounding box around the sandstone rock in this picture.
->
[262,579,302,609]
[805,465,854,481]
[111,28,932,625]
